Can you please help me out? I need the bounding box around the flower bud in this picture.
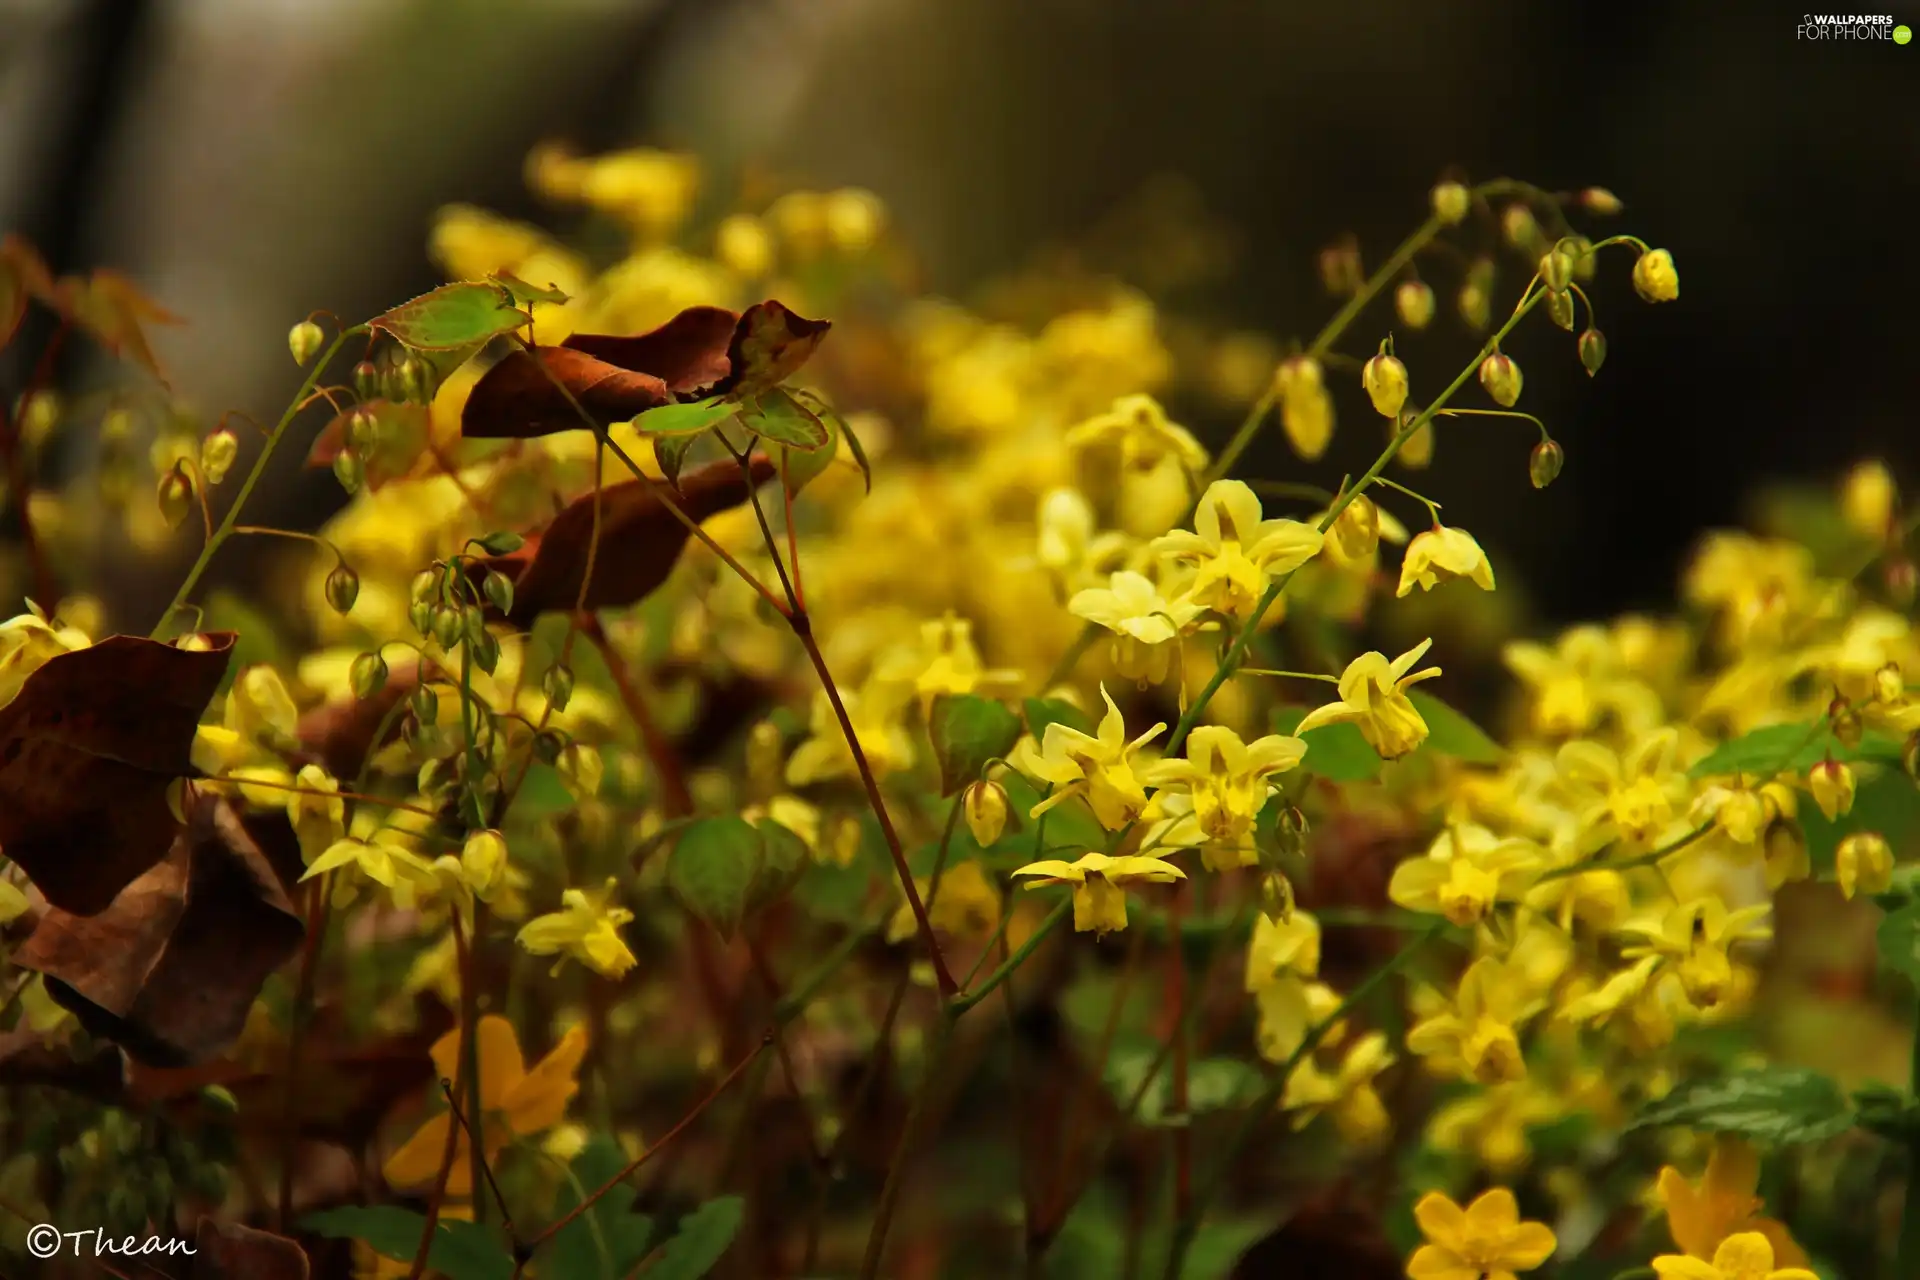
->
[482,569,514,616]
[288,320,324,366]
[332,448,364,494]
[410,681,439,727]
[324,560,360,615]
[408,598,433,636]
[1563,234,1597,281]
[1842,460,1898,543]
[156,464,195,530]
[533,729,566,765]
[1273,357,1333,461]
[346,405,379,452]
[1430,181,1471,226]
[1836,831,1895,900]
[1875,662,1906,706]
[350,650,389,700]
[1578,328,1608,377]
[470,627,501,675]
[1540,249,1574,293]
[1545,288,1576,332]
[394,353,432,405]
[1330,493,1382,562]
[1395,279,1435,330]
[1501,204,1542,253]
[474,529,525,556]
[542,662,575,713]
[1257,870,1295,927]
[1478,352,1523,407]
[1395,407,1434,468]
[1528,440,1565,490]
[199,428,239,486]
[430,606,463,651]
[1317,236,1363,295]
[461,829,509,902]
[1808,758,1857,821]
[1361,349,1409,419]
[351,360,381,401]
[1829,694,1863,748]
[1632,248,1679,303]
[962,778,1010,847]
[1580,187,1623,216]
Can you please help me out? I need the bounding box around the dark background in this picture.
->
[2,0,1914,629]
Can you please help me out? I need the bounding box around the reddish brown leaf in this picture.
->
[57,269,185,384]
[294,655,422,781]
[0,1027,128,1101]
[0,233,54,354]
[482,455,775,625]
[0,632,235,915]
[1230,1194,1400,1280]
[304,399,432,490]
[15,793,305,1067]
[192,1218,312,1279]
[460,300,829,439]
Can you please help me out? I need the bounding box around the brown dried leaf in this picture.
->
[56,269,185,384]
[0,233,54,353]
[0,1027,127,1100]
[482,454,775,625]
[726,299,833,397]
[0,633,235,915]
[192,1218,311,1280]
[14,794,305,1067]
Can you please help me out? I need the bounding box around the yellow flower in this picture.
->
[1294,639,1443,759]
[1010,851,1185,936]
[1022,684,1166,830]
[1406,955,1542,1085]
[874,613,1022,710]
[1651,1232,1816,1280]
[1398,525,1496,597]
[1840,460,1897,543]
[886,859,1003,945]
[383,1016,587,1194]
[1274,355,1335,460]
[1428,1080,1565,1177]
[516,878,637,979]
[1245,910,1322,992]
[1255,977,1345,1064]
[1069,570,1204,686]
[1836,830,1894,899]
[1144,725,1306,865]
[1618,897,1772,1010]
[1633,247,1681,303]
[1151,480,1324,621]
[287,763,346,865]
[0,606,88,708]
[1804,758,1856,821]
[1555,728,1688,848]
[1064,393,1208,474]
[301,833,439,911]
[0,876,26,926]
[1656,1136,1808,1266]
[1406,1187,1557,1280]
[1282,1030,1395,1145]
[1502,625,1653,738]
[459,829,510,903]
[1389,825,1543,927]
[785,679,916,787]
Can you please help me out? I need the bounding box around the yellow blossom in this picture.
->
[1805,759,1855,821]
[1398,524,1496,597]
[1144,725,1306,867]
[1656,1136,1808,1266]
[887,859,1003,945]
[1389,825,1543,927]
[1281,1030,1394,1144]
[786,680,917,787]
[1428,1080,1565,1177]
[287,763,346,865]
[1274,355,1335,460]
[0,606,88,708]
[1633,248,1681,303]
[1840,460,1897,543]
[1022,685,1166,830]
[1064,393,1208,474]
[1407,955,1542,1084]
[1555,728,1689,848]
[301,833,439,911]
[1836,830,1894,899]
[1294,639,1443,759]
[1244,910,1322,992]
[1069,570,1204,686]
[1618,897,1773,1010]
[1406,1187,1557,1280]
[516,878,637,979]
[1010,851,1184,936]
[1651,1233,1815,1280]
[1150,480,1324,621]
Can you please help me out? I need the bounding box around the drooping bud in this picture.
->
[962,778,1010,847]
[1330,493,1382,563]
[1458,258,1495,330]
[1257,870,1295,927]
[1528,440,1565,490]
[1836,831,1895,900]
[1841,461,1898,543]
[1394,406,1434,468]
[332,448,364,494]
[460,829,509,902]
[474,529,525,556]
[288,320,325,367]
[409,681,439,727]
[1273,356,1334,460]
[1317,236,1364,295]
[350,650,389,700]
[394,353,433,405]
[1829,694,1864,748]
[482,569,514,616]
[1578,328,1608,377]
[1478,352,1523,407]
[1563,234,1598,281]
[1875,662,1906,706]
[324,560,360,615]
[1501,204,1542,254]
[350,359,381,401]
[1808,758,1858,821]
[1430,181,1471,226]
[199,427,239,485]
[1545,288,1576,332]
[1579,187,1623,216]
[430,606,463,652]
[1539,249,1574,293]
[470,626,501,675]
[346,405,379,453]
[1632,248,1680,303]
[542,662,575,713]
[1395,279,1435,330]
[156,463,195,530]
[1361,347,1409,419]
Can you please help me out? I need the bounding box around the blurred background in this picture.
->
[2,0,1916,631]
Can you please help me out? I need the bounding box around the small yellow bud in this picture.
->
[1394,407,1434,468]
[1841,460,1898,543]
[350,650,388,700]
[461,829,510,902]
[1317,237,1364,295]
[288,319,324,366]
[1875,662,1906,706]
[1830,694,1863,748]
[1563,234,1598,281]
[1458,260,1495,331]
[18,391,61,449]
[1544,288,1576,331]
[1528,440,1565,490]
[1360,349,1409,419]
[199,427,238,486]
[716,213,774,278]
[156,463,195,530]
[392,353,432,405]
[351,359,381,401]
[1430,181,1471,226]
[1274,356,1333,461]
[1578,328,1607,377]
[1836,831,1895,900]
[332,448,364,494]
[1501,204,1542,253]
[324,561,360,615]
[1540,249,1574,293]
[1478,352,1523,407]
[1632,248,1680,303]
[1579,187,1623,216]
[1395,279,1435,330]
[346,405,379,452]
[1808,759,1857,821]
[962,779,1009,847]
[1257,870,1295,927]
[1330,494,1381,562]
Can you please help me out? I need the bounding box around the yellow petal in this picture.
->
[502,1024,588,1134]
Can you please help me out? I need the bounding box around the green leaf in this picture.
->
[645,1195,745,1279]
[739,387,830,451]
[634,398,737,438]
[1877,902,1920,987]
[928,693,1022,796]
[302,1206,514,1280]
[654,432,697,487]
[539,1136,654,1280]
[1273,707,1383,782]
[1629,1066,1856,1146]
[666,816,765,940]
[839,412,875,493]
[505,761,574,825]
[1025,696,1093,741]
[372,282,530,351]
[748,817,811,911]
[1407,691,1503,765]
[488,270,571,307]
[1688,720,1904,779]
[775,390,844,495]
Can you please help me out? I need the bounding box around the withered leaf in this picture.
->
[1230,1199,1400,1280]
[481,455,774,626]
[57,269,185,385]
[0,233,54,353]
[0,632,235,915]
[461,300,829,439]
[305,398,432,490]
[192,1218,312,1280]
[15,794,305,1067]
[0,1027,127,1102]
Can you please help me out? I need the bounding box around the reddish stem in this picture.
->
[0,320,66,609]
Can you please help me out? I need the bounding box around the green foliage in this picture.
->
[301,1206,514,1280]
[1877,902,1920,987]
[1274,706,1383,781]
[1406,691,1504,764]
[1803,767,1920,872]
[633,398,738,437]
[372,281,529,350]
[1629,1066,1856,1146]
[646,1195,746,1279]
[666,815,766,940]
[928,693,1023,795]
[536,1136,655,1280]
[1025,695,1093,740]
[739,387,831,450]
[1687,719,1903,778]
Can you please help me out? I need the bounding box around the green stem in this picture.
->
[949,900,1072,1016]
[858,1012,959,1280]
[151,327,358,638]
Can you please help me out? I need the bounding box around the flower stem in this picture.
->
[949,899,1072,1015]
[859,1011,959,1280]
[151,326,359,639]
